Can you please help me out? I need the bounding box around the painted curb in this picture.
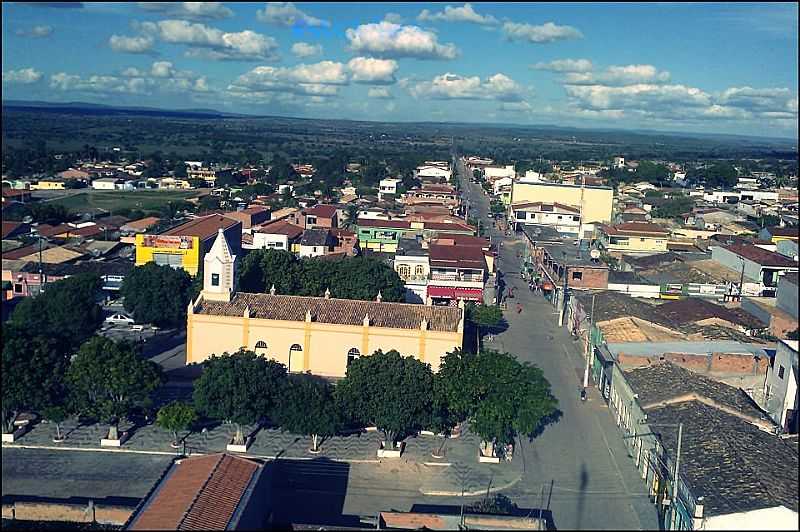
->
[420,473,522,497]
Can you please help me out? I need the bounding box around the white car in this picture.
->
[105,313,135,326]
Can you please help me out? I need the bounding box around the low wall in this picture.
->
[2,500,134,526]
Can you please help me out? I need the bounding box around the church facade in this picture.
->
[186,229,464,376]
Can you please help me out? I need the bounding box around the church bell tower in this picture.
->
[203,228,237,302]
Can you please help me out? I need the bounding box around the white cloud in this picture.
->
[3,67,43,84]
[347,57,398,84]
[368,87,393,99]
[498,101,532,112]
[109,34,155,54]
[229,61,349,98]
[564,64,670,86]
[346,21,458,60]
[49,72,152,94]
[502,21,583,43]
[565,83,711,111]
[383,12,403,24]
[410,72,524,102]
[256,2,330,28]
[136,2,233,20]
[16,25,53,37]
[417,4,498,25]
[718,86,794,112]
[291,42,323,58]
[386,101,397,112]
[150,61,175,78]
[532,58,592,73]
[138,20,279,61]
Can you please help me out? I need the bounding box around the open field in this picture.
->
[48,190,202,213]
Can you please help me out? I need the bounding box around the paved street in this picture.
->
[451,157,660,529]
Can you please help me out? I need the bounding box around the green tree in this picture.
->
[120,262,193,327]
[438,349,558,458]
[651,196,694,220]
[156,401,197,447]
[199,194,222,211]
[466,303,503,334]
[468,494,519,515]
[9,273,103,350]
[635,161,670,185]
[66,337,164,440]
[42,405,70,441]
[238,249,301,294]
[274,375,341,452]
[192,349,287,445]
[337,349,434,450]
[343,203,360,228]
[172,161,188,178]
[2,324,70,434]
[472,169,481,181]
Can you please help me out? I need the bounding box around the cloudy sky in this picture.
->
[2,2,798,138]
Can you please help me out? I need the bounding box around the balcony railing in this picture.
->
[430,273,484,282]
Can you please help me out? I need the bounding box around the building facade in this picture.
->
[187,230,465,376]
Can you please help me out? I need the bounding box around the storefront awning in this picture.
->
[453,287,484,301]
[427,285,455,298]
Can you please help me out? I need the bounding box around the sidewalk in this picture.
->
[3,419,523,498]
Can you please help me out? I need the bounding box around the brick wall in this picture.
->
[770,310,798,338]
[617,352,768,376]
[568,267,609,290]
[2,501,134,526]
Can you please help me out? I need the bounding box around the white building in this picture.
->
[613,156,626,169]
[492,177,514,195]
[91,178,133,190]
[510,202,581,234]
[378,178,402,200]
[416,165,452,182]
[483,165,515,181]
[520,170,544,183]
[248,221,303,251]
[762,339,799,433]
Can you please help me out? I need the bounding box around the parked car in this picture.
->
[105,313,135,325]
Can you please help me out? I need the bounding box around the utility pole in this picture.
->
[671,423,683,531]
[38,236,44,294]
[736,258,745,302]
[558,251,569,327]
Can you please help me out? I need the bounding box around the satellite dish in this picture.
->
[590,249,601,259]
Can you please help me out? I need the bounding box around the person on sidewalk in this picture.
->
[516,303,522,314]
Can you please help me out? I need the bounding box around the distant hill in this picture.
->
[2,99,247,119]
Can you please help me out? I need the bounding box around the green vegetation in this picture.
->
[48,190,201,215]
[120,263,194,327]
[466,303,504,333]
[192,348,287,446]
[337,349,435,450]
[66,336,164,440]
[238,249,406,302]
[274,375,341,452]
[652,195,694,220]
[468,494,519,515]
[687,162,738,188]
[156,401,198,447]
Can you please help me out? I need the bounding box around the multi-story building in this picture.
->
[402,184,460,211]
[356,219,474,253]
[426,244,487,305]
[378,178,402,200]
[247,220,304,251]
[761,339,799,433]
[510,202,582,234]
[135,214,241,276]
[415,164,452,183]
[510,181,614,234]
[598,222,671,254]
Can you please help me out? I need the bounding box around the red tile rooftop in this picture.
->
[724,244,799,268]
[162,214,240,240]
[600,222,670,236]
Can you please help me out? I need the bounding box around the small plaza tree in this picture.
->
[274,374,341,453]
[156,401,198,448]
[66,336,164,440]
[42,405,70,442]
[192,349,287,446]
[336,349,434,451]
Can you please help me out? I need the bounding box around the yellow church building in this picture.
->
[186,229,465,376]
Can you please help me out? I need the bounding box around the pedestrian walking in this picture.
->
[516,303,522,314]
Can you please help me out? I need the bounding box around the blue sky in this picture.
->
[2,2,798,137]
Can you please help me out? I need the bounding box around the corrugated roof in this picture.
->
[600,222,670,237]
[197,292,462,332]
[724,244,798,267]
[128,454,259,531]
[256,220,303,239]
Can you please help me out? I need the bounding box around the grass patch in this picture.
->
[49,190,202,214]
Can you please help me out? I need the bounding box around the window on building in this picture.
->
[778,365,785,379]
[415,264,425,276]
[153,253,183,269]
[289,344,302,372]
[347,348,360,367]
[255,340,268,355]
[572,271,583,281]
[398,264,411,279]
[211,273,220,286]
[13,283,23,293]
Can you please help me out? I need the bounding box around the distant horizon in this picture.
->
[2,2,797,138]
[4,98,798,145]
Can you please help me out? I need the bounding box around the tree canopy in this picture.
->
[9,273,103,349]
[274,374,341,451]
[156,401,197,445]
[192,349,287,444]
[437,349,558,453]
[336,349,434,449]
[66,336,164,427]
[120,262,194,327]
[237,250,406,302]
[689,162,738,188]
[2,323,71,432]
[635,161,671,186]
